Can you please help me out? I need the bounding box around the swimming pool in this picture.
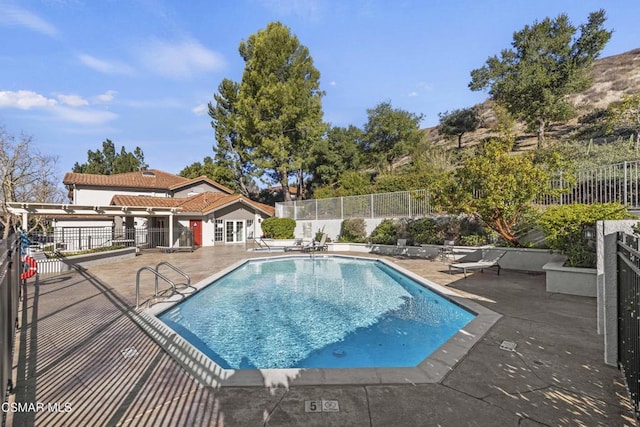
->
[158,256,475,370]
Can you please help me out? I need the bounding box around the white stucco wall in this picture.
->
[294,219,386,241]
[73,187,169,205]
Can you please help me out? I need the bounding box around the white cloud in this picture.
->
[0,90,57,109]
[0,90,117,125]
[57,94,89,107]
[137,39,226,79]
[408,91,418,97]
[78,54,133,75]
[192,103,208,116]
[95,90,117,103]
[0,5,58,36]
[329,80,336,86]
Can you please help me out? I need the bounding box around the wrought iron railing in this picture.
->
[28,227,192,253]
[1,234,22,412]
[617,232,640,416]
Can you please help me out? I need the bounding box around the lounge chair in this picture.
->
[448,250,506,278]
[303,233,328,252]
[284,238,305,252]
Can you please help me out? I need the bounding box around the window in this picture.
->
[214,219,224,242]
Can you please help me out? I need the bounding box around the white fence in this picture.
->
[276,161,640,221]
[540,160,640,208]
[276,189,432,220]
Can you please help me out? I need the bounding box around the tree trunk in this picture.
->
[488,218,521,247]
[537,121,545,149]
[280,171,292,202]
[457,134,463,149]
[297,167,304,200]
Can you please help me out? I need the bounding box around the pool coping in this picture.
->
[135,254,502,388]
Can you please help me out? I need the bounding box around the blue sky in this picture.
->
[1,1,639,180]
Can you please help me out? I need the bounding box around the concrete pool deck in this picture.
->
[7,246,636,426]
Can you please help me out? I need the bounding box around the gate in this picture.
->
[617,231,640,416]
[1,234,22,417]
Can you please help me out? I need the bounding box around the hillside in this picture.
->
[426,48,640,152]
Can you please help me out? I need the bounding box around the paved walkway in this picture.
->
[6,246,636,426]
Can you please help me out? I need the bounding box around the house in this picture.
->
[30,169,274,249]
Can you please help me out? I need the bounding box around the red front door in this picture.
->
[190,220,202,246]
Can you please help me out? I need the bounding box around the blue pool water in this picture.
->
[159,257,475,369]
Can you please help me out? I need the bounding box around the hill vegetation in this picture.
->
[179,13,640,204]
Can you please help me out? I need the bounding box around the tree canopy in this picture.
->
[469,10,611,147]
[607,93,640,143]
[363,101,423,172]
[235,21,325,201]
[438,107,481,149]
[434,139,566,247]
[307,125,364,189]
[0,127,63,237]
[208,78,255,197]
[72,139,147,175]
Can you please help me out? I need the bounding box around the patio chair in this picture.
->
[303,233,328,252]
[448,250,506,278]
[440,240,456,261]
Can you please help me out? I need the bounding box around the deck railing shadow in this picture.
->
[9,268,230,426]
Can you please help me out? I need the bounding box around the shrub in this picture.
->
[409,218,438,245]
[369,219,397,245]
[460,234,489,246]
[539,203,631,267]
[261,217,296,239]
[339,218,367,242]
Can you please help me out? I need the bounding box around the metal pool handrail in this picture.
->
[155,261,190,290]
[136,266,177,308]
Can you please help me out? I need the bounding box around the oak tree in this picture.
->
[469,10,611,147]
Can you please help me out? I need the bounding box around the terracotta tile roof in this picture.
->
[109,192,275,216]
[170,175,234,195]
[63,169,189,190]
[110,195,183,208]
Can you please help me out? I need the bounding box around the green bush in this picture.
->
[339,218,367,242]
[261,217,296,239]
[409,218,438,245]
[369,219,397,245]
[539,203,631,267]
[460,234,489,246]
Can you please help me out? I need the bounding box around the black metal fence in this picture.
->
[29,227,193,253]
[617,232,640,416]
[1,234,22,412]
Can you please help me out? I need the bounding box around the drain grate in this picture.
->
[499,340,517,352]
[121,347,139,359]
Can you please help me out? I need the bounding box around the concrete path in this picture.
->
[6,246,636,426]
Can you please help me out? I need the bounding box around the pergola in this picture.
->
[6,202,182,248]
